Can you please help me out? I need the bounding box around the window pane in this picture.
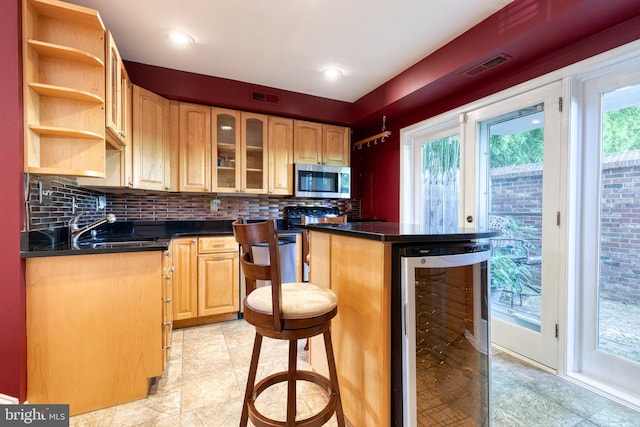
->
[598,83,640,363]
[484,105,544,332]
[421,135,460,232]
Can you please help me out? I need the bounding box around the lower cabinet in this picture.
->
[172,236,239,325]
[26,251,164,416]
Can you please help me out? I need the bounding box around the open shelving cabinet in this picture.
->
[23,0,106,177]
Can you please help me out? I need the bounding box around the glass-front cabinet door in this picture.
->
[213,108,241,192]
[241,113,268,194]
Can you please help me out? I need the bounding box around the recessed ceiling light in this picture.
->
[322,68,343,80]
[166,31,195,46]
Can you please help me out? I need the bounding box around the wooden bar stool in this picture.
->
[232,219,345,427]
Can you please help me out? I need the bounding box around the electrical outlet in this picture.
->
[210,198,221,212]
[97,195,106,210]
[36,181,53,204]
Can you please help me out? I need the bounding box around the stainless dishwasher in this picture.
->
[399,242,491,426]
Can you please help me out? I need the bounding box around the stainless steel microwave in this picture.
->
[294,163,351,199]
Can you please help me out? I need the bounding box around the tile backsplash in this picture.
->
[26,174,360,230]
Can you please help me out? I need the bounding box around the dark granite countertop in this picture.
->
[305,222,498,243]
[20,219,299,258]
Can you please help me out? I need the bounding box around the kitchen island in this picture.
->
[305,222,496,427]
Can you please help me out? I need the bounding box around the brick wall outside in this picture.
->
[491,150,640,304]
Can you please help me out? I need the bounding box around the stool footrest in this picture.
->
[248,370,339,427]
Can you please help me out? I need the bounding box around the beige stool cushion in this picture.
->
[246,282,338,319]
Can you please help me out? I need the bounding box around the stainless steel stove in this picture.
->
[283,205,340,230]
[283,205,340,281]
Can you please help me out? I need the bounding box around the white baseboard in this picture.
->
[0,393,19,404]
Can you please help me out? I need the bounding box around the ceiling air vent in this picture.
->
[463,54,512,77]
[251,91,279,104]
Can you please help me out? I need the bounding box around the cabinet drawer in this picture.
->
[198,236,237,253]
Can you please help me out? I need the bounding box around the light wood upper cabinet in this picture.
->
[268,116,294,195]
[22,0,106,177]
[77,70,132,188]
[212,110,268,194]
[294,120,323,165]
[183,108,293,195]
[178,103,211,192]
[212,108,242,193]
[132,85,172,191]
[241,112,268,194]
[322,124,351,166]
[105,30,129,147]
[294,120,351,166]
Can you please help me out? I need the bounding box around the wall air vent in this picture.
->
[251,91,279,104]
[463,54,512,77]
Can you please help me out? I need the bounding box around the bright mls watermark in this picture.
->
[1,405,69,426]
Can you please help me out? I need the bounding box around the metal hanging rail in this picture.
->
[352,116,391,149]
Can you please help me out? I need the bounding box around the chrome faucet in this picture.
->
[69,213,116,249]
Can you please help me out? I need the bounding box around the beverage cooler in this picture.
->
[392,242,491,426]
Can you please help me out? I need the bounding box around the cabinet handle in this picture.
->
[164,345,172,350]
[163,321,173,327]
[165,186,171,191]
[119,131,126,138]
[163,298,172,303]
[212,243,225,247]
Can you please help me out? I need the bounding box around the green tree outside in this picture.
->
[490,105,640,168]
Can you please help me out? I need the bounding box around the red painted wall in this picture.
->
[0,0,26,401]
[351,0,640,221]
[124,61,353,126]
[352,0,640,129]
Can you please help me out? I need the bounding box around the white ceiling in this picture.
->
[68,0,514,103]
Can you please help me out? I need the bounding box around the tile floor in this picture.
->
[70,319,640,426]
[491,351,640,427]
